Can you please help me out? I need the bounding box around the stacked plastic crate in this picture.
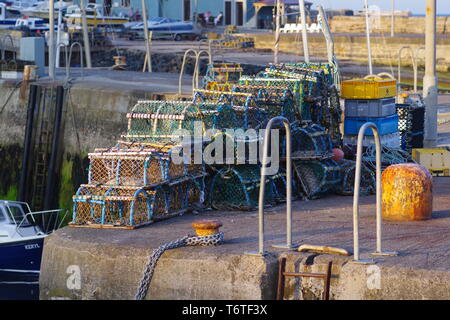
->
[396,94,425,152]
[341,77,399,148]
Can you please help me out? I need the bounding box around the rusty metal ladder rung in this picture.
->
[276,257,333,300]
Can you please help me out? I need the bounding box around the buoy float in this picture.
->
[332,148,344,161]
[382,163,433,221]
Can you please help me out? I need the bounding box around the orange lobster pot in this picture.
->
[382,163,433,221]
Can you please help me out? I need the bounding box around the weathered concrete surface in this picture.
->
[40,177,450,300]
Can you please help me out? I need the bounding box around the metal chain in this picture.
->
[135,231,224,300]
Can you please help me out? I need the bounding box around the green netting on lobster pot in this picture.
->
[124,100,208,143]
[209,165,277,211]
[293,158,341,199]
[334,159,375,196]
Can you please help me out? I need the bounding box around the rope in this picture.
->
[0,80,22,116]
[135,231,224,300]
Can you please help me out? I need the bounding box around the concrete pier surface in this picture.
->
[40,176,450,300]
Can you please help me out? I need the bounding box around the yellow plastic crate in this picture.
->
[412,148,450,176]
[341,78,397,99]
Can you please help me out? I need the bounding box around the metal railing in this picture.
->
[246,116,294,256]
[11,208,66,238]
[0,35,16,60]
[398,46,425,93]
[67,42,84,80]
[352,123,398,264]
[178,48,212,96]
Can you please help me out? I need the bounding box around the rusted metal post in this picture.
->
[276,257,286,300]
[323,261,332,300]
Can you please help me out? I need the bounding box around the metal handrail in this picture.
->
[56,42,68,76]
[178,49,199,96]
[398,46,415,87]
[12,209,66,238]
[0,35,16,60]
[193,49,212,89]
[353,123,398,264]
[413,46,425,92]
[68,42,84,80]
[246,116,294,256]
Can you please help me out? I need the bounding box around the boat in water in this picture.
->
[0,200,65,280]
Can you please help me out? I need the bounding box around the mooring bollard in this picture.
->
[353,122,398,264]
[382,163,433,221]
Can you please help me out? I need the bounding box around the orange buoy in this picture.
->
[382,163,433,221]
[191,220,223,236]
[332,148,344,161]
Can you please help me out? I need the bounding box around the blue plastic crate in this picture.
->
[344,114,398,136]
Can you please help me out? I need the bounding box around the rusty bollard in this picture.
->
[382,163,433,221]
[192,220,223,236]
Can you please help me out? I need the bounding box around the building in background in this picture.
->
[90,0,260,27]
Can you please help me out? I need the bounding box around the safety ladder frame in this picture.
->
[245,116,295,256]
[352,122,398,264]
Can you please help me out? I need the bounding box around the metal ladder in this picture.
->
[31,88,54,210]
[245,116,295,256]
[352,122,398,264]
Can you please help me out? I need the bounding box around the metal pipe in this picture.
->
[55,0,63,68]
[246,116,294,256]
[49,0,55,78]
[391,0,395,37]
[299,0,309,62]
[364,0,373,75]
[141,0,152,72]
[44,86,64,210]
[274,0,281,64]
[317,6,334,66]
[68,42,84,79]
[178,49,199,96]
[79,0,92,69]
[353,122,398,263]
[397,46,414,89]
[194,50,211,89]
[423,0,438,147]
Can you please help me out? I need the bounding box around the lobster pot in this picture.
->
[88,153,166,186]
[232,86,297,123]
[209,165,277,211]
[334,159,376,196]
[71,185,166,228]
[194,91,268,130]
[202,63,243,90]
[165,178,204,213]
[293,159,341,199]
[87,147,203,186]
[123,100,209,143]
[283,123,333,159]
[239,76,306,120]
[278,62,336,86]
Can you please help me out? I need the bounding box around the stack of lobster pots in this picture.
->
[341,76,399,148]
